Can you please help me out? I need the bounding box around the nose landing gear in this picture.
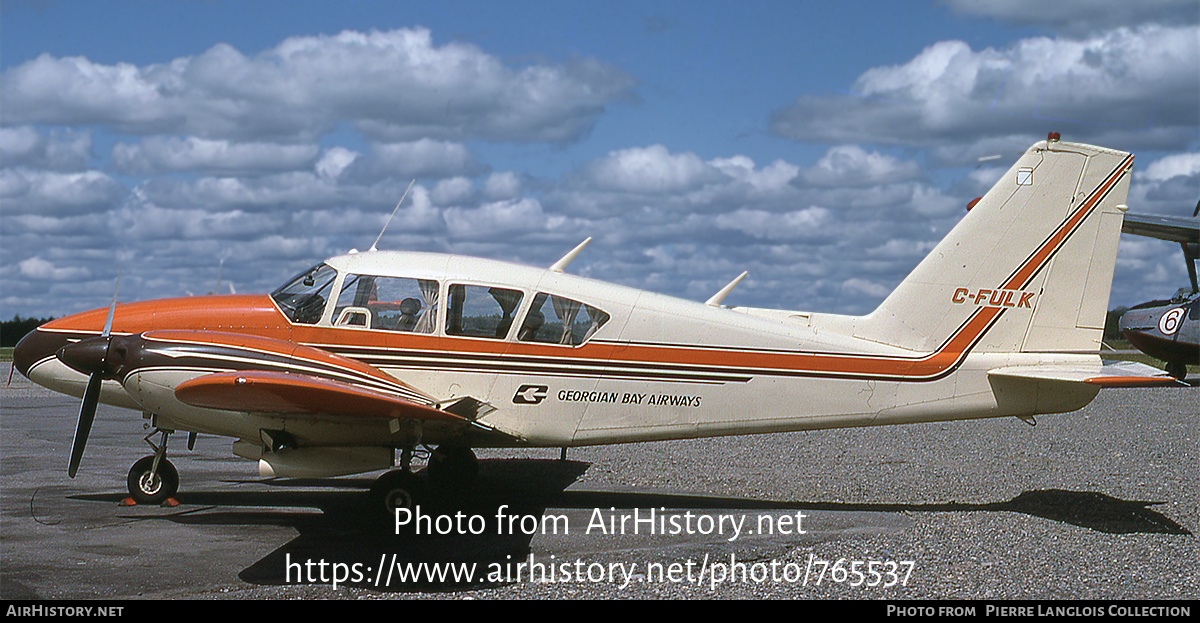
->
[127,428,178,505]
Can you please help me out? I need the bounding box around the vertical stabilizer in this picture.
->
[856,138,1132,355]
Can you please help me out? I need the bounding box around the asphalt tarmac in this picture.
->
[2,362,1197,600]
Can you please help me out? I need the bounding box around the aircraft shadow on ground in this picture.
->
[70,459,1190,592]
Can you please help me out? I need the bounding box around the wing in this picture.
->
[1120,211,1199,305]
[120,330,509,437]
[1121,213,1199,245]
[175,370,463,420]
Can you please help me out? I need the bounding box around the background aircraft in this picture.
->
[13,136,1176,515]
[1117,203,1200,379]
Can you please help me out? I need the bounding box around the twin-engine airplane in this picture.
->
[13,136,1179,514]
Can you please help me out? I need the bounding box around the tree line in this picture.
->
[2,316,55,347]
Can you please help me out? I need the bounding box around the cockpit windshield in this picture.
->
[271,263,337,324]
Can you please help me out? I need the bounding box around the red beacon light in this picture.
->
[1048,132,1061,142]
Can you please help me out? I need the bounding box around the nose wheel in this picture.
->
[126,428,179,504]
[127,456,179,504]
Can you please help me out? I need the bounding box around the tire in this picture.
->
[369,470,426,519]
[427,445,478,488]
[127,456,179,505]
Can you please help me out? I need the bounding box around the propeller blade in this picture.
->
[101,271,121,338]
[69,373,102,478]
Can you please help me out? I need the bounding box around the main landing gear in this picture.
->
[369,445,478,517]
[126,428,179,505]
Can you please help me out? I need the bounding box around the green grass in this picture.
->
[0,348,11,362]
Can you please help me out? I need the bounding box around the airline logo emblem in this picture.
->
[513,384,549,404]
[951,288,1035,309]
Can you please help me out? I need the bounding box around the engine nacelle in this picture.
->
[232,441,391,478]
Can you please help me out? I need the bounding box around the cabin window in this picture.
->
[333,274,439,333]
[518,292,610,345]
[445,285,523,339]
[271,263,338,324]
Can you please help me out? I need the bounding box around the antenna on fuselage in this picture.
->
[705,271,748,307]
[211,250,232,295]
[369,179,417,252]
[549,237,592,273]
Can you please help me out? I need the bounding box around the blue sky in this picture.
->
[2,0,1198,319]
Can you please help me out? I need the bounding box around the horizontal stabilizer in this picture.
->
[175,370,467,420]
[988,360,1182,388]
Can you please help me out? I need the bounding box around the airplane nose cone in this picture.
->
[12,328,71,380]
[57,337,112,377]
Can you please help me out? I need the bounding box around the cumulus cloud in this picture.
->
[941,0,1199,35]
[1127,153,1200,217]
[713,206,834,241]
[710,156,799,193]
[0,169,125,215]
[431,176,476,205]
[771,25,1200,155]
[342,139,479,182]
[132,172,342,212]
[1,28,636,143]
[18,256,91,281]
[841,277,891,299]
[315,147,359,180]
[5,16,1191,320]
[798,145,922,187]
[0,126,93,170]
[443,197,558,239]
[483,172,522,200]
[112,137,320,175]
[581,145,716,194]
[1142,152,1200,182]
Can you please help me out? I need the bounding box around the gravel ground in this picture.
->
[3,362,1196,600]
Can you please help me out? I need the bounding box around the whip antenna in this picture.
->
[369,179,417,252]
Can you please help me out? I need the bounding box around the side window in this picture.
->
[333,274,439,333]
[446,285,523,339]
[271,264,338,325]
[519,292,610,345]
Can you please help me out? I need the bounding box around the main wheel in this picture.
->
[427,445,478,488]
[127,456,179,505]
[1165,361,1187,379]
[369,470,426,518]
